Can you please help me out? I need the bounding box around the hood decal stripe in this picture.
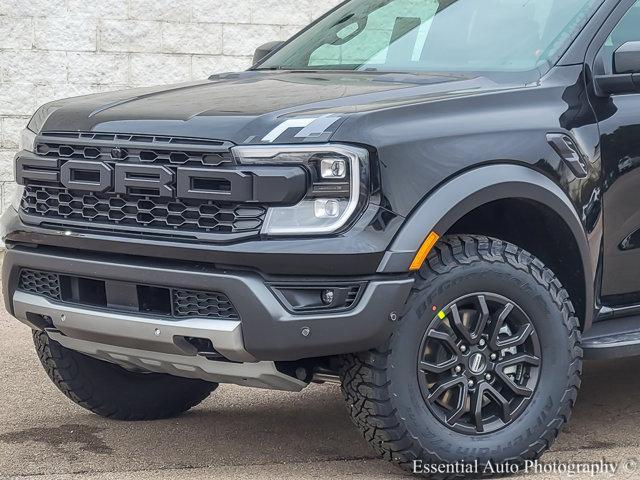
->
[261,115,341,143]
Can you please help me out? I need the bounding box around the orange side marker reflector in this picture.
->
[409,231,440,271]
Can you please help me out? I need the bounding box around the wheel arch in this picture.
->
[378,164,594,329]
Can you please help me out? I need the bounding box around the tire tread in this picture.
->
[340,235,583,473]
[33,331,216,421]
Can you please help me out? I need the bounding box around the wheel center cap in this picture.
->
[468,352,487,375]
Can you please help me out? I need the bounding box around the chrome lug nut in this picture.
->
[468,379,475,387]
[478,338,486,347]
[485,373,492,381]
[460,345,468,353]
[490,353,498,361]
[454,365,462,373]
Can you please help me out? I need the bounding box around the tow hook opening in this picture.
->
[175,336,230,362]
[25,312,54,330]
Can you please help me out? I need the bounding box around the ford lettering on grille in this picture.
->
[17,159,265,202]
[16,132,307,240]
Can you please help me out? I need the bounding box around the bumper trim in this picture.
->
[4,246,414,361]
[13,291,255,363]
[46,331,306,391]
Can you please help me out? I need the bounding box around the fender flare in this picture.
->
[378,164,593,326]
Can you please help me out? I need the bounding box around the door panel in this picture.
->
[596,1,640,300]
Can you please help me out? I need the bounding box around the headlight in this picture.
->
[232,144,369,235]
[19,128,37,153]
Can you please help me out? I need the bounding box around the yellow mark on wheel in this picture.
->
[437,310,446,320]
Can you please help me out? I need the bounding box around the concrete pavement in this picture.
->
[2,297,640,479]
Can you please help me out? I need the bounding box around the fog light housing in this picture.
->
[269,283,365,313]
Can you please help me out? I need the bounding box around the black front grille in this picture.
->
[17,269,239,320]
[36,132,232,166]
[22,185,266,235]
[19,132,268,241]
[19,269,61,300]
[173,289,239,319]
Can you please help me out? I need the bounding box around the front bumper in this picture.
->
[2,199,405,276]
[4,246,413,387]
[15,291,307,391]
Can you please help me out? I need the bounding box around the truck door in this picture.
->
[595,1,640,301]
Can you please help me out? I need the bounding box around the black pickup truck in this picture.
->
[4,0,640,473]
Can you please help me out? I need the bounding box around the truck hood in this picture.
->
[31,70,517,145]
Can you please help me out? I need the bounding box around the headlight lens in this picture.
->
[232,144,369,235]
[19,128,37,153]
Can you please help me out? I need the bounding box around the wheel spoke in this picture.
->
[494,353,539,397]
[495,370,533,397]
[446,381,469,426]
[427,377,466,404]
[471,382,513,433]
[496,352,541,368]
[489,302,514,350]
[450,303,474,343]
[474,295,490,338]
[482,383,513,424]
[471,386,485,433]
[427,330,461,355]
[495,323,534,350]
[420,357,458,374]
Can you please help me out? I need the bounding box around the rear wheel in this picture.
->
[34,331,217,420]
[340,235,582,472]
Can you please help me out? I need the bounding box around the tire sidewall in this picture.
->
[388,258,574,462]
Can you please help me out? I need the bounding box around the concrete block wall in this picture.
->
[0,0,341,212]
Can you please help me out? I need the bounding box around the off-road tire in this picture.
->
[340,235,582,474]
[33,330,217,420]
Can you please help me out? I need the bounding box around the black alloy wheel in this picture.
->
[418,293,541,434]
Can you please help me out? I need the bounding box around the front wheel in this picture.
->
[340,235,582,472]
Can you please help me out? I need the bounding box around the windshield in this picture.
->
[257,0,603,74]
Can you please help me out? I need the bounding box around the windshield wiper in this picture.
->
[254,66,287,71]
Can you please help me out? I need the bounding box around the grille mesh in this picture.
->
[22,186,266,235]
[345,286,360,309]
[36,132,231,167]
[17,269,239,320]
[19,132,267,239]
[173,289,239,319]
[19,269,61,300]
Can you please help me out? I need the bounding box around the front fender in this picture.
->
[378,164,593,325]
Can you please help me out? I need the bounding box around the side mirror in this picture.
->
[595,42,640,96]
[252,41,285,66]
[614,40,640,74]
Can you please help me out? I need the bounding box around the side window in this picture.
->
[599,1,640,74]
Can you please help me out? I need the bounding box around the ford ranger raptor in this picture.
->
[4,0,640,473]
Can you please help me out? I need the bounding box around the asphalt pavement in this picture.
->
[2,292,640,479]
